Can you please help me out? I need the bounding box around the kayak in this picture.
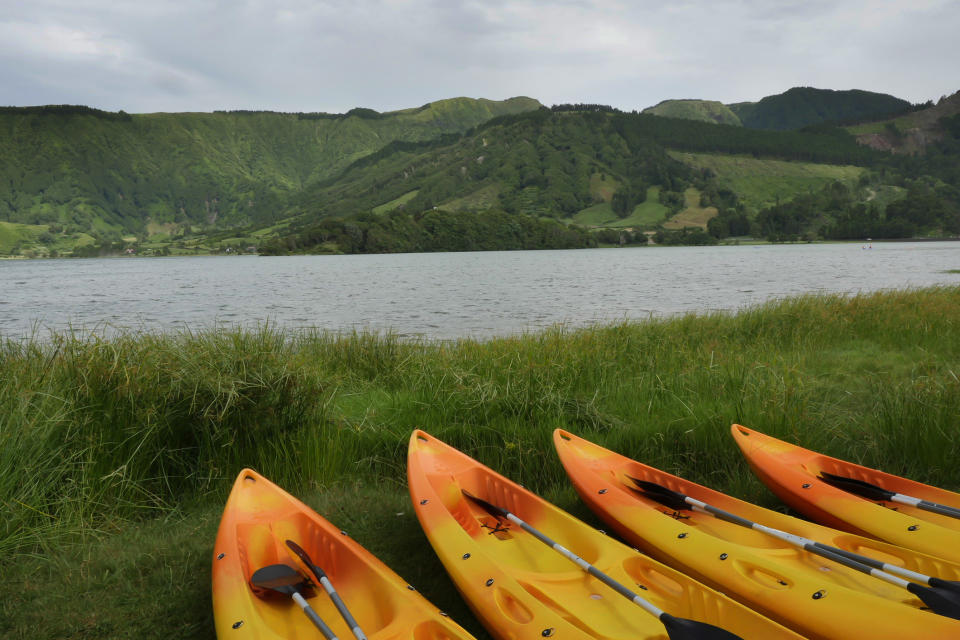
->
[731,424,960,564]
[407,429,804,640]
[212,468,476,640]
[554,429,960,640]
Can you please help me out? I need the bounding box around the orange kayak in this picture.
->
[553,429,960,640]
[408,430,804,640]
[212,468,476,640]
[731,424,960,564]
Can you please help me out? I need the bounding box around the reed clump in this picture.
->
[2,286,959,559]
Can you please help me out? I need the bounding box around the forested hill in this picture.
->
[646,87,912,130]
[731,87,912,130]
[0,97,540,233]
[259,107,893,254]
[3,89,959,258]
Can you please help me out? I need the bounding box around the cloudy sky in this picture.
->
[1,0,957,114]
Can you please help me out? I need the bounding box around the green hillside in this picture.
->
[729,87,911,130]
[643,88,913,132]
[3,90,959,256]
[0,98,540,240]
[643,100,742,126]
[669,151,866,210]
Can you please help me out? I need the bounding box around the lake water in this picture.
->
[2,242,958,340]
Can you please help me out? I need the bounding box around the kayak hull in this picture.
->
[212,468,475,640]
[731,424,960,564]
[408,430,804,640]
[554,429,960,640]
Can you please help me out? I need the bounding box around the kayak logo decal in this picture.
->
[657,508,691,521]
[481,516,513,538]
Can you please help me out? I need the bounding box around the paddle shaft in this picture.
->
[888,494,960,520]
[819,472,960,520]
[292,592,341,640]
[684,496,916,590]
[499,510,666,618]
[287,540,368,640]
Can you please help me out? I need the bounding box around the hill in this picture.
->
[261,107,897,253]
[729,87,911,131]
[642,100,741,126]
[0,97,540,238]
[849,90,960,154]
[641,88,912,132]
[3,89,959,256]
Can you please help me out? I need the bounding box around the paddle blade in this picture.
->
[251,563,310,597]
[660,612,744,640]
[461,490,509,519]
[818,472,894,501]
[626,476,691,512]
[907,582,960,621]
[286,539,328,578]
[929,577,960,595]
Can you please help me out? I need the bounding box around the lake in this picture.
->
[2,241,958,340]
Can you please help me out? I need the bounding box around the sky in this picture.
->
[1,0,957,114]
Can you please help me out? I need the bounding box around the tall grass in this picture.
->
[2,286,960,559]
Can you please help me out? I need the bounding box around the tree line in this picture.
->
[259,209,597,255]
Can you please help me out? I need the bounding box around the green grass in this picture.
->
[438,185,499,212]
[643,100,742,126]
[373,189,420,214]
[3,287,960,638]
[669,152,867,211]
[663,187,717,229]
[589,172,619,202]
[572,186,669,228]
[0,221,46,253]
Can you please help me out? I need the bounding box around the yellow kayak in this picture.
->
[553,429,960,640]
[407,430,804,640]
[731,424,960,563]
[212,468,477,640]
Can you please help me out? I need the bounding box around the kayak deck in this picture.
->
[212,468,475,640]
[408,430,804,640]
[553,428,960,639]
[731,424,960,563]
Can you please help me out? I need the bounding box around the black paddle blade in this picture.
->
[286,539,329,579]
[907,582,960,621]
[929,577,960,595]
[461,490,509,519]
[626,476,692,512]
[660,612,744,640]
[250,563,310,597]
[818,472,895,501]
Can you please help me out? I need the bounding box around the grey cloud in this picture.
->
[0,0,956,112]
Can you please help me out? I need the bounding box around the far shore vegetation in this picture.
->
[2,286,959,638]
[2,90,959,259]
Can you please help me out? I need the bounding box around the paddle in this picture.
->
[818,471,960,520]
[629,477,960,620]
[250,564,340,640]
[286,539,368,640]
[461,490,745,640]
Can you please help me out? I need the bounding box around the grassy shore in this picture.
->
[3,286,960,638]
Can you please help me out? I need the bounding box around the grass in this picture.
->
[373,189,420,214]
[572,186,669,228]
[662,187,717,229]
[438,184,500,212]
[669,152,866,211]
[3,286,960,638]
[589,172,619,202]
